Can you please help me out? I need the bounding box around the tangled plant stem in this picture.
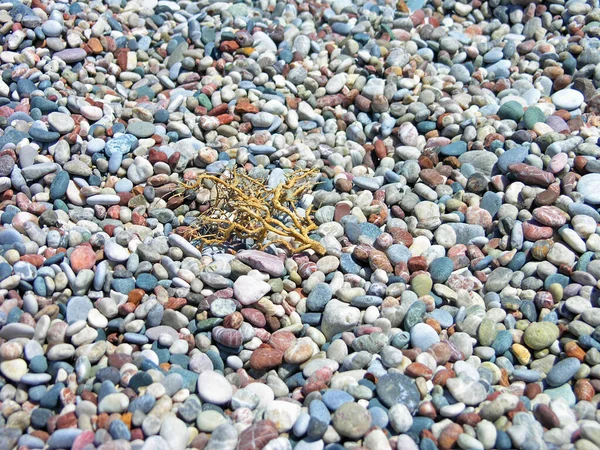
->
[176,166,326,255]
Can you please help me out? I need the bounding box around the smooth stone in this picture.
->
[546,358,581,387]
[551,89,584,110]
[197,371,233,405]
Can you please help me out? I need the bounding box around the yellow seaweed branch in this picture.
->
[177,166,326,255]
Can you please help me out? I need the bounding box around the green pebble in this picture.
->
[549,283,563,302]
[268,278,283,293]
[197,93,212,110]
[524,322,559,350]
[477,318,498,347]
[498,100,524,121]
[523,106,546,129]
[411,274,432,297]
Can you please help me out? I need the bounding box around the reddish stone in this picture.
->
[522,221,554,241]
[107,205,121,219]
[302,367,333,396]
[368,200,388,226]
[565,341,586,362]
[405,362,433,379]
[130,429,144,441]
[20,254,44,268]
[241,308,266,328]
[236,420,278,450]
[420,169,446,187]
[0,106,14,117]
[432,369,455,386]
[69,244,96,273]
[298,261,317,279]
[574,379,595,402]
[532,206,567,227]
[388,228,413,247]
[118,303,136,316]
[87,38,103,53]
[354,325,382,336]
[401,348,422,361]
[234,101,259,115]
[416,402,437,420]
[72,431,95,450]
[80,391,98,404]
[268,331,296,351]
[456,412,481,427]
[316,94,346,109]
[418,155,434,170]
[132,212,146,226]
[407,256,428,273]
[168,152,181,169]
[108,353,132,369]
[447,244,468,258]
[255,328,271,342]
[535,188,560,206]
[368,250,393,273]
[428,342,452,365]
[116,50,129,71]
[466,206,492,227]
[56,412,78,429]
[148,149,168,164]
[212,326,242,348]
[334,203,351,222]
[216,114,234,125]
[30,431,49,442]
[438,423,462,450]
[394,261,410,282]
[374,140,387,159]
[223,312,244,329]
[220,41,240,52]
[390,205,405,219]
[249,346,284,371]
[165,298,186,310]
[574,155,588,173]
[508,163,555,187]
[506,401,528,420]
[353,244,374,261]
[355,95,371,111]
[208,103,229,116]
[534,404,560,429]
[562,173,578,196]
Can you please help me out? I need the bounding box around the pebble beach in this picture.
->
[1,0,600,449]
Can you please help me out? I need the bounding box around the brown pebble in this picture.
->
[438,423,462,450]
[574,379,595,402]
[534,404,560,429]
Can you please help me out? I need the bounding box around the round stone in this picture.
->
[551,89,584,110]
[0,359,28,382]
[577,174,600,204]
[523,322,559,350]
[498,101,524,121]
[410,322,440,351]
[332,402,372,439]
[197,371,233,405]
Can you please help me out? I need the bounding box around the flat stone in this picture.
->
[197,371,233,405]
[233,275,271,305]
[376,372,421,413]
[235,250,285,276]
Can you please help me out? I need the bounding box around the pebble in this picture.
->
[0,0,595,448]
